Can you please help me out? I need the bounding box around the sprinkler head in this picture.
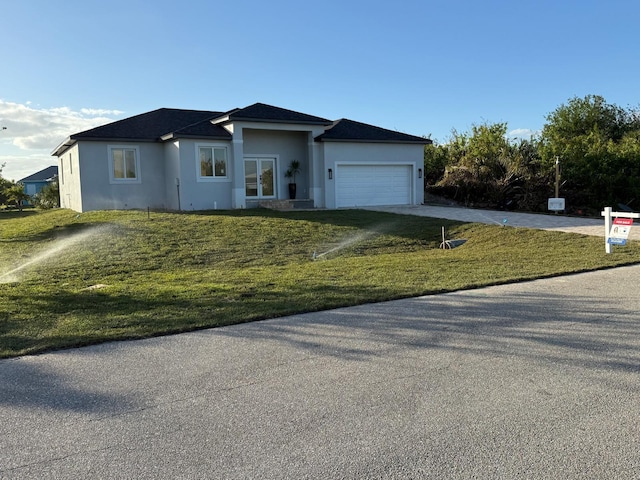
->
[312,251,317,261]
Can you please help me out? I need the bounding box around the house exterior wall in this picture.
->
[72,141,167,212]
[23,181,45,195]
[24,182,40,196]
[321,142,425,209]
[58,144,82,211]
[174,139,233,211]
[21,181,47,206]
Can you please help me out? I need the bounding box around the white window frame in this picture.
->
[196,143,230,182]
[108,145,141,184]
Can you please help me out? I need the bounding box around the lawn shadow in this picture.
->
[0,210,39,220]
[187,208,467,244]
[0,220,123,243]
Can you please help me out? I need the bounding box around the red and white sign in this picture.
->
[614,218,633,226]
[609,217,633,242]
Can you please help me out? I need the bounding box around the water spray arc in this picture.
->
[311,227,388,261]
[0,226,109,283]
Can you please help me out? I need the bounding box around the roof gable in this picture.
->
[225,103,332,125]
[168,119,232,140]
[19,166,58,183]
[316,119,430,144]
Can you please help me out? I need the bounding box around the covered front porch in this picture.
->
[229,124,327,209]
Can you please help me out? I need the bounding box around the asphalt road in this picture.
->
[2,264,639,479]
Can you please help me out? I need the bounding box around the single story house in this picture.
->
[52,103,430,212]
[18,166,58,203]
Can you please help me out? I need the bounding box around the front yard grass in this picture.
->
[1,208,639,358]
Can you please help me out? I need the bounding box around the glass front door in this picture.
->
[245,158,276,198]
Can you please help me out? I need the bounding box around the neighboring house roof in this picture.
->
[18,166,58,183]
[219,103,333,126]
[316,118,431,144]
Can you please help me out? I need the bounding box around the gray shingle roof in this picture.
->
[19,166,58,183]
[169,119,232,140]
[316,118,431,144]
[53,104,428,157]
[225,103,332,125]
[71,108,224,141]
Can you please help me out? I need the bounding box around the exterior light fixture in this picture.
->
[328,168,333,179]
[418,168,423,179]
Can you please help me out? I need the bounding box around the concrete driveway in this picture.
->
[366,205,640,240]
[2,264,639,478]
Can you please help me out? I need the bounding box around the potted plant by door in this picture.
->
[284,160,301,200]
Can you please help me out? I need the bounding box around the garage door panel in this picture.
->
[336,165,411,207]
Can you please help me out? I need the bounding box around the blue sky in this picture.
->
[1,0,639,181]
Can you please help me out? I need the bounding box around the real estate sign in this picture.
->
[608,217,633,245]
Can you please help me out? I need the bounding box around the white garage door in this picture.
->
[336,164,412,207]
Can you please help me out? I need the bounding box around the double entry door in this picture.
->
[244,157,276,198]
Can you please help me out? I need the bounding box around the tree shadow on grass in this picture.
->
[0,220,124,243]
[0,290,213,356]
[0,210,39,220]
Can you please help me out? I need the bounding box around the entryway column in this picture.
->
[231,128,245,208]
[308,130,324,207]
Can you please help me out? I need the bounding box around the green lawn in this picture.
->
[2,208,639,358]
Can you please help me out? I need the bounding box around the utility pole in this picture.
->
[555,157,560,199]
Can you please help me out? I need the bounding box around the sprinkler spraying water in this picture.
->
[311,225,393,261]
[0,225,112,283]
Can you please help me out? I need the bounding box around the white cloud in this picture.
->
[0,100,123,151]
[80,108,125,116]
[0,100,123,180]
[508,128,540,139]
[0,153,56,183]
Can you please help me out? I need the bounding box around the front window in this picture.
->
[109,146,141,183]
[198,145,228,180]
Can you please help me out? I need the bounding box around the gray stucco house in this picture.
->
[52,103,430,212]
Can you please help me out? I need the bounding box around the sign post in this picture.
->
[601,207,639,253]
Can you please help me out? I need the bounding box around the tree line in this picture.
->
[425,95,640,215]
